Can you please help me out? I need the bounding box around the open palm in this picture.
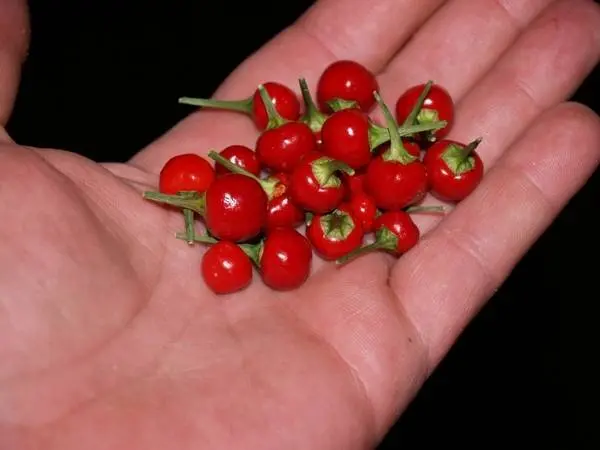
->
[1,0,598,448]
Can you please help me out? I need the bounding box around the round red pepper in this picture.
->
[215,145,261,177]
[201,241,253,295]
[317,60,379,113]
[258,228,313,291]
[395,81,454,143]
[306,204,364,260]
[289,151,355,214]
[365,92,429,211]
[423,138,484,202]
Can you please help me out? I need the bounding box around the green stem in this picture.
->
[207,150,279,198]
[183,209,196,244]
[299,78,328,133]
[336,241,387,265]
[143,191,206,215]
[257,84,287,129]
[403,80,433,127]
[369,120,448,150]
[175,232,218,244]
[373,91,417,164]
[458,137,483,159]
[178,96,253,114]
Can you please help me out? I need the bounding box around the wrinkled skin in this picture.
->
[1,0,599,448]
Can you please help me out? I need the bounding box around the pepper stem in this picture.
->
[459,137,483,158]
[403,80,433,127]
[337,226,398,265]
[178,96,253,114]
[373,91,417,164]
[257,84,287,129]
[369,120,448,150]
[182,209,196,244]
[336,241,387,265]
[143,191,206,215]
[299,78,328,133]
[207,150,279,198]
[175,231,218,244]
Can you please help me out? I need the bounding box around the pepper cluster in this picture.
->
[143,60,484,294]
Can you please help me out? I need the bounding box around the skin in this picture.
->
[1,0,599,449]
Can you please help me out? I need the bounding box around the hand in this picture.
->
[1,0,598,448]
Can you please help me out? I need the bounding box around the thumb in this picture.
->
[0,0,29,138]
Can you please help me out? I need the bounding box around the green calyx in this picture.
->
[239,241,263,267]
[143,190,206,216]
[327,98,359,112]
[336,226,398,265]
[207,150,279,199]
[299,78,328,133]
[321,210,356,241]
[257,83,288,129]
[417,108,439,124]
[311,156,355,188]
[440,138,483,175]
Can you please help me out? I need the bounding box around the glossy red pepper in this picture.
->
[346,192,378,233]
[265,172,305,232]
[306,204,364,260]
[395,82,454,143]
[365,92,429,211]
[317,60,379,113]
[423,138,484,202]
[257,228,313,291]
[255,84,317,173]
[202,241,253,295]
[289,151,355,214]
[143,172,268,242]
[215,145,261,177]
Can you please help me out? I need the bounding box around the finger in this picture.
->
[407,0,600,233]
[131,0,447,172]
[0,0,29,131]
[376,0,554,103]
[390,102,600,370]
[447,0,600,168]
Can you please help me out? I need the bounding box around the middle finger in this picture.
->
[377,0,554,103]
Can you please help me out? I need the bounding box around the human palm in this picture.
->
[1,0,598,448]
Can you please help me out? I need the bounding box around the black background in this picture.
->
[6,0,595,447]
